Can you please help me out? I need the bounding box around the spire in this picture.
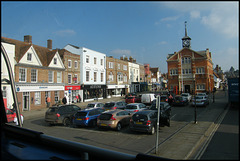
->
[185,21,188,37]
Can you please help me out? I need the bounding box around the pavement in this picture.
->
[21,90,229,160]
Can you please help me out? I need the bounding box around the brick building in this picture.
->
[1,36,65,111]
[106,56,129,97]
[166,22,214,95]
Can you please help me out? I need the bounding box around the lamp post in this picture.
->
[193,74,197,124]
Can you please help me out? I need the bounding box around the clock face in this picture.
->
[183,39,190,47]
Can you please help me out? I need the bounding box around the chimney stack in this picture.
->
[24,35,32,44]
[129,56,133,62]
[124,56,128,61]
[120,56,123,60]
[47,39,52,50]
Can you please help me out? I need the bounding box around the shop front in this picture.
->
[106,84,127,98]
[64,85,82,104]
[81,85,107,102]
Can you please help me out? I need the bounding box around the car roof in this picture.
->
[126,103,142,105]
[133,110,154,115]
[102,109,123,114]
[80,107,102,112]
[88,102,103,104]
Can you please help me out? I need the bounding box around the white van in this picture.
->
[141,93,156,105]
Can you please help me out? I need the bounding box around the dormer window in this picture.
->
[27,53,32,61]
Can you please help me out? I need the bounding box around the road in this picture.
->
[22,100,208,156]
[200,105,239,160]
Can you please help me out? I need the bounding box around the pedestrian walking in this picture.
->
[78,94,81,103]
[47,96,51,108]
[62,96,67,104]
[14,114,24,126]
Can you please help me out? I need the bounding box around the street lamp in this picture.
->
[193,74,197,124]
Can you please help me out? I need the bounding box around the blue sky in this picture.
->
[1,1,239,73]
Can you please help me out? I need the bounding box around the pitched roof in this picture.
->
[1,36,57,67]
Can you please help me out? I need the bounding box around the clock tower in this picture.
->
[182,21,191,48]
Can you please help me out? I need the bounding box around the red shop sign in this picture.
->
[65,85,81,90]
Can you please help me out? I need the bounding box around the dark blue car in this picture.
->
[73,108,105,127]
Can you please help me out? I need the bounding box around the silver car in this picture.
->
[181,93,192,102]
[192,96,209,107]
[85,102,104,109]
[125,103,147,114]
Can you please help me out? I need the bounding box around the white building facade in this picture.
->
[128,62,140,93]
[64,45,106,102]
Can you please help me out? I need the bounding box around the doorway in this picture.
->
[185,85,190,93]
[23,92,30,111]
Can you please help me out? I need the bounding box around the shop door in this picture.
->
[185,85,190,93]
[23,92,30,111]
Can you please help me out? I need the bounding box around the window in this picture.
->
[54,91,59,103]
[124,74,127,82]
[118,64,120,70]
[94,72,97,82]
[35,92,41,105]
[74,74,78,84]
[74,61,78,69]
[123,65,127,71]
[94,57,97,64]
[197,84,205,90]
[86,71,89,81]
[31,69,37,83]
[68,60,72,68]
[48,71,53,83]
[109,62,114,69]
[68,74,72,84]
[170,69,178,75]
[108,72,113,82]
[101,59,103,66]
[54,58,57,65]
[19,68,26,82]
[86,55,89,63]
[101,73,103,82]
[27,53,32,61]
[57,72,62,83]
[196,67,205,74]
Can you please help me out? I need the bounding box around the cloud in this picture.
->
[162,2,239,39]
[158,41,167,45]
[161,16,180,22]
[213,47,238,71]
[190,10,200,19]
[110,49,132,56]
[53,29,76,37]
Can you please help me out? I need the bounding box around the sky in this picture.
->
[1,1,239,73]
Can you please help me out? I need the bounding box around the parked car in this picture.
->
[160,95,168,102]
[149,101,171,127]
[125,96,141,104]
[130,110,158,135]
[125,92,137,99]
[85,102,104,109]
[103,101,127,111]
[192,96,209,107]
[172,95,188,106]
[73,107,105,127]
[97,109,132,131]
[196,92,208,98]
[5,107,24,123]
[45,105,81,126]
[181,93,192,102]
[125,103,147,114]
[141,93,156,105]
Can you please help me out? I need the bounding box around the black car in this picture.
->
[149,101,171,127]
[103,101,127,110]
[130,110,158,135]
[45,105,81,126]
[172,95,188,106]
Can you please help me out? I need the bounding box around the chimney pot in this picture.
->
[24,35,32,44]
[47,39,52,49]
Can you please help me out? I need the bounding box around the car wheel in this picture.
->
[63,118,71,126]
[166,117,170,127]
[116,122,122,131]
[150,126,155,135]
[91,120,97,127]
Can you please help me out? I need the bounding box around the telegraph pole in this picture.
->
[155,95,161,154]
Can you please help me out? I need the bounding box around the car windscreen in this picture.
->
[99,113,112,120]
[104,103,115,107]
[132,114,148,122]
[87,104,95,108]
[47,107,58,113]
[174,97,182,101]
[181,94,188,96]
[125,105,137,109]
[75,112,87,117]
[126,97,134,99]
[195,96,204,99]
